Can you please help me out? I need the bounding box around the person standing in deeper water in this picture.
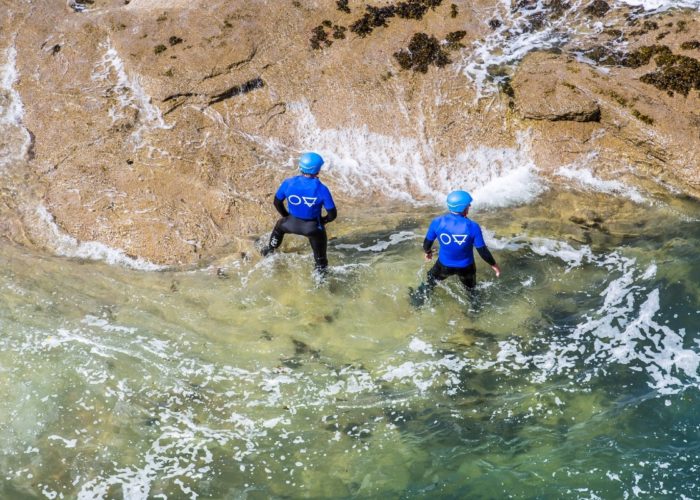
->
[261,152,337,274]
[410,190,501,306]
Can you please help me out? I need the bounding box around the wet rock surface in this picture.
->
[511,52,601,122]
[0,0,698,265]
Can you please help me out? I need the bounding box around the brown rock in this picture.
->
[511,52,601,122]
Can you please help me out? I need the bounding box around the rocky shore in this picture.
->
[1,0,698,265]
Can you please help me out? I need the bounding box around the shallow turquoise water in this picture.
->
[0,191,698,499]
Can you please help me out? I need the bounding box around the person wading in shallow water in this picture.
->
[261,152,337,275]
[410,190,501,307]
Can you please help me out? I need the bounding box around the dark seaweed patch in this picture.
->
[350,5,396,37]
[603,28,623,39]
[640,50,700,96]
[681,40,700,50]
[168,36,183,46]
[153,44,167,55]
[450,3,458,18]
[546,0,570,19]
[310,25,332,49]
[488,18,502,30]
[332,25,347,39]
[349,0,443,37]
[632,109,655,124]
[444,30,467,50]
[583,0,609,17]
[623,44,671,68]
[393,32,451,72]
[336,0,351,13]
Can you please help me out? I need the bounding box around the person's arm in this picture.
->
[423,220,438,261]
[273,196,289,217]
[476,246,501,277]
[476,246,496,266]
[320,186,336,225]
[423,237,435,261]
[474,223,501,277]
[321,207,337,224]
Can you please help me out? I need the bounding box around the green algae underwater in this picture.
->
[1,189,699,499]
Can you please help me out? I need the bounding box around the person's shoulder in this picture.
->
[430,213,447,225]
[466,218,483,230]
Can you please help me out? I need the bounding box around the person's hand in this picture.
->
[491,264,501,278]
[424,250,433,261]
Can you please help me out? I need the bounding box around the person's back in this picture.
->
[261,153,337,275]
[410,190,500,307]
[426,212,484,268]
[277,175,333,222]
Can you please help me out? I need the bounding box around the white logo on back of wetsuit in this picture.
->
[288,195,317,207]
[439,233,468,245]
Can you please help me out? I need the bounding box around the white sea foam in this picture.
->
[0,47,24,125]
[529,237,594,269]
[459,0,586,98]
[558,164,646,203]
[615,0,700,11]
[438,132,545,209]
[36,205,165,271]
[291,102,544,209]
[334,231,418,252]
[0,46,32,168]
[92,42,170,147]
[473,250,700,395]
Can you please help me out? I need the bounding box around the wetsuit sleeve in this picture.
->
[476,246,496,266]
[473,223,486,249]
[321,207,337,225]
[423,219,438,252]
[274,180,288,201]
[321,185,336,210]
[273,196,289,217]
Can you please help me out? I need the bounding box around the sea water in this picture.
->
[1,3,699,497]
[1,189,698,499]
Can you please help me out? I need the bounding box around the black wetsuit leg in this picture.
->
[307,229,328,270]
[268,216,328,270]
[415,262,476,301]
[455,263,477,289]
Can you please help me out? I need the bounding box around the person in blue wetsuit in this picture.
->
[261,152,337,273]
[410,190,501,306]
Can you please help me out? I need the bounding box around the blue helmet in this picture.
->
[446,190,473,212]
[299,152,324,174]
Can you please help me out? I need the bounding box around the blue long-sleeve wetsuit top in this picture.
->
[275,176,336,221]
[424,213,493,268]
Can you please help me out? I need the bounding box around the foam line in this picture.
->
[290,102,544,209]
[92,41,171,147]
[36,205,165,271]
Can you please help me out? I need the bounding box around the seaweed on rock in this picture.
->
[640,51,700,96]
[583,0,609,17]
[350,0,443,37]
[310,25,332,49]
[445,30,467,50]
[393,32,451,73]
[337,0,351,13]
[681,40,700,51]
